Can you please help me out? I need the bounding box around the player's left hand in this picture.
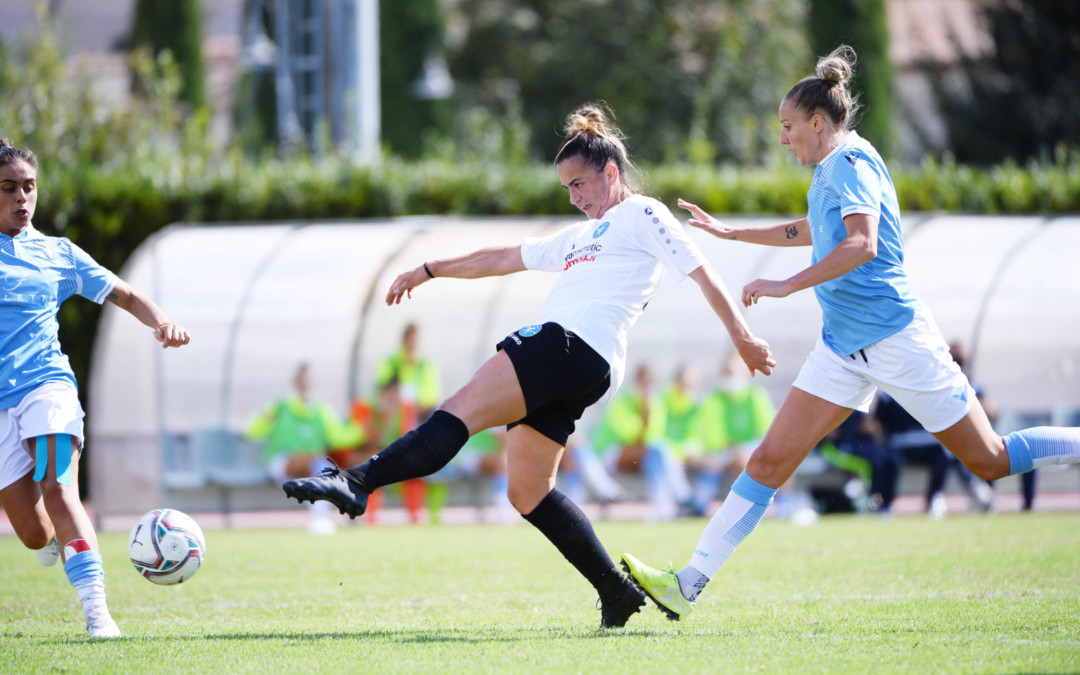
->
[155,323,191,348]
[742,278,792,307]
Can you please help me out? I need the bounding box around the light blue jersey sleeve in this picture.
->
[835,151,883,220]
[67,240,117,304]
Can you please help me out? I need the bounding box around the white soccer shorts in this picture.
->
[0,381,85,491]
[792,312,976,433]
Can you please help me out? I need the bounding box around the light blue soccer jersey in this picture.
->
[0,225,116,409]
[806,131,921,356]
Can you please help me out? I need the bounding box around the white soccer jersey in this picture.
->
[520,194,707,400]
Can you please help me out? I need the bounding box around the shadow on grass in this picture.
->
[194,626,671,643]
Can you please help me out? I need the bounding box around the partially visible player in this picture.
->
[621,46,1080,621]
[0,138,191,637]
[284,102,775,629]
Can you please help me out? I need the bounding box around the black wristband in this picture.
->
[423,262,435,279]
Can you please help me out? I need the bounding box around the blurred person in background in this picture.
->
[427,427,516,524]
[621,46,1080,622]
[874,388,993,518]
[580,363,693,522]
[284,102,774,629]
[949,340,1037,511]
[816,410,899,514]
[0,138,191,638]
[659,364,706,514]
[375,322,442,523]
[687,353,775,516]
[246,363,363,535]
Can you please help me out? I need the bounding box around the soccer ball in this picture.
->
[128,508,206,585]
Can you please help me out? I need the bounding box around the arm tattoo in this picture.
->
[785,223,799,240]
[107,291,119,301]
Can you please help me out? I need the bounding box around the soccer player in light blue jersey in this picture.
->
[621,46,1080,621]
[0,138,191,637]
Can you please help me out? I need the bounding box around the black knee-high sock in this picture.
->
[348,410,469,492]
[522,489,625,599]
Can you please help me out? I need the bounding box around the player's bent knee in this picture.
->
[16,524,52,550]
[506,482,546,514]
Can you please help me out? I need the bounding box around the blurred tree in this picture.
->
[381,0,453,158]
[130,0,207,109]
[449,0,807,166]
[931,0,1080,165]
[807,0,895,158]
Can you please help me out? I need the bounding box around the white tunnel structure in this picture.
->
[88,215,1080,516]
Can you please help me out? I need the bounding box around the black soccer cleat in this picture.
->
[598,579,647,629]
[283,460,370,519]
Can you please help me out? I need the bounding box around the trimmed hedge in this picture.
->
[36,149,1080,247]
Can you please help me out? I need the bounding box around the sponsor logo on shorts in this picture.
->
[593,221,609,239]
[518,325,542,338]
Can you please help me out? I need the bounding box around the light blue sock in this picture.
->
[686,471,777,579]
[1005,427,1080,475]
[64,550,103,586]
[64,550,106,606]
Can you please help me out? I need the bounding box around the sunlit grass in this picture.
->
[2,512,1078,674]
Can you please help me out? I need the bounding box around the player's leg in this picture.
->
[15,383,120,637]
[933,399,1080,480]
[508,423,644,629]
[625,389,850,620]
[284,350,524,516]
[0,472,59,564]
[623,335,873,621]
[0,407,59,564]
[34,433,121,638]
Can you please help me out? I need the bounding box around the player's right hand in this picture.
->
[678,198,738,240]
[385,266,427,305]
[736,334,775,377]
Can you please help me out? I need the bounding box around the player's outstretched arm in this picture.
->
[741,213,878,307]
[688,265,775,377]
[106,278,191,348]
[678,198,811,247]
[386,245,526,305]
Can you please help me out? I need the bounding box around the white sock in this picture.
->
[676,565,709,602]
[687,472,776,579]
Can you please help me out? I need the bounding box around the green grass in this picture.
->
[2,513,1078,674]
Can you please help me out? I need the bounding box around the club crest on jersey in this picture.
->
[593,221,609,239]
[845,152,858,166]
[518,325,542,337]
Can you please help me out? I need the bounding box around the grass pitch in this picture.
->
[2,511,1078,674]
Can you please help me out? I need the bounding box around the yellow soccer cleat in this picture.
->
[620,553,694,621]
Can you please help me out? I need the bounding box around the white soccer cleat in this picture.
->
[84,603,122,638]
[35,537,61,567]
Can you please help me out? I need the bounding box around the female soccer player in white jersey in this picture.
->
[620,46,1080,621]
[285,103,776,629]
[0,138,191,637]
